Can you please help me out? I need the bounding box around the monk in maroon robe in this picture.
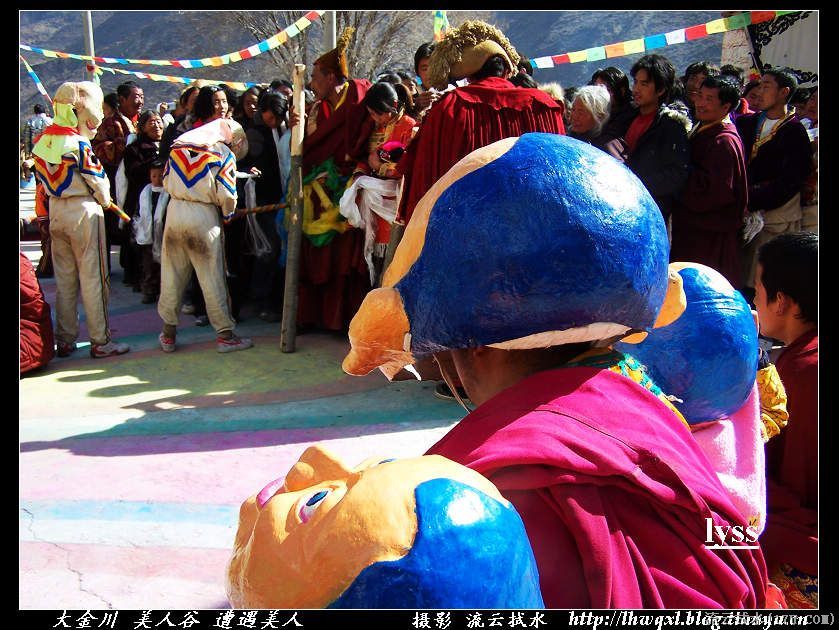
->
[428,364,767,608]
[670,76,748,289]
[294,27,375,331]
[395,21,565,225]
[751,233,818,607]
[343,131,769,608]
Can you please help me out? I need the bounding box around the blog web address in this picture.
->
[569,610,834,630]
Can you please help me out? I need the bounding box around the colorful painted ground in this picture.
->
[19,241,462,609]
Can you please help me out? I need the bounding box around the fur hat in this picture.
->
[427,20,521,90]
[315,26,355,79]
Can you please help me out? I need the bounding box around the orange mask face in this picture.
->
[225,445,508,609]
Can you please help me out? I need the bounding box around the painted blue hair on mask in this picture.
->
[328,478,544,608]
[615,264,758,424]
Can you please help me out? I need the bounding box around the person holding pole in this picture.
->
[287,27,375,333]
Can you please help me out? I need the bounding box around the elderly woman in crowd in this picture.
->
[568,84,626,162]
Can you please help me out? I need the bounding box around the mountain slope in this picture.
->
[495,10,728,90]
[20,10,729,120]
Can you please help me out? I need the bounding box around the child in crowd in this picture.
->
[339,80,418,285]
[361,80,418,179]
[133,160,169,304]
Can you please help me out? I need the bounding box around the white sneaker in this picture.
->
[216,334,253,353]
[159,333,176,353]
[90,340,130,358]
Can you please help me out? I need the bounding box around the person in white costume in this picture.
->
[157,117,253,353]
[31,81,131,359]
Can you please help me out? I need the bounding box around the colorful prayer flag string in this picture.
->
[433,10,451,42]
[19,54,52,108]
[529,10,798,69]
[94,63,258,91]
[20,10,324,67]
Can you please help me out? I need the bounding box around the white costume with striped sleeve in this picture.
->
[158,136,239,334]
[33,123,114,347]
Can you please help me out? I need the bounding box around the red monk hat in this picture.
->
[315,26,355,79]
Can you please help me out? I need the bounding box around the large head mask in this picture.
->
[226,446,544,608]
[52,81,104,140]
[342,133,683,379]
[615,263,759,424]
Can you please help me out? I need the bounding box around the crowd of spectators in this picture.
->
[21,20,818,608]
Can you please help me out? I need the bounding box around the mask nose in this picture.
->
[283,445,353,492]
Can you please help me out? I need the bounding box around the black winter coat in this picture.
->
[624,102,691,220]
[243,122,285,207]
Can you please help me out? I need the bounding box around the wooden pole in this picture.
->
[82,11,99,85]
[322,11,337,52]
[280,64,307,353]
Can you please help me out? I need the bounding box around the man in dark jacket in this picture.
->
[245,90,289,322]
[735,68,811,294]
[624,54,691,227]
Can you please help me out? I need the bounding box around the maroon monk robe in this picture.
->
[298,79,375,331]
[670,121,748,289]
[20,252,55,373]
[761,329,818,576]
[396,77,566,225]
[427,367,767,608]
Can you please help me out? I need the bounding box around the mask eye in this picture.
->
[299,489,330,523]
